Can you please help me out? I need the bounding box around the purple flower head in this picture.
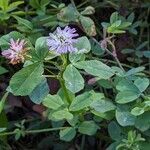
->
[46,26,79,54]
[1,38,27,65]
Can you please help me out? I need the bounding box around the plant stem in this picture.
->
[43,75,57,78]
[91,37,125,72]
[58,76,72,104]
[0,131,16,136]
[25,127,67,134]
[69,1,124,73]
[70,0,76,8]
[91,37,114,57]
[106,39,125,71]
[44,68,56,75]
[77,0,89,8]
[0,127,67,136]
[113,55,125,71]
[59,55,72,104]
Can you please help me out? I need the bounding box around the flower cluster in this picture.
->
[2,39,27,65]
[46,26,78,54]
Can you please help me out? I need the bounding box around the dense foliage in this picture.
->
[0,0,150,149]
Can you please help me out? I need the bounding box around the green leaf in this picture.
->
[67,115,79,126]
[111,20,122,28]
[57,88,75,105]
[98,79,113,89]
[134,78,149,92]
[116,78,140,92]
[7,1,24,12]
[74,60,115,79]
[29,78,49,104]
[108,12,132,34]
[59,127,76,141]
[101,22,110,29]
[74,36,91,54]
[51,108,73,120]
[0,92,9,114]
[57,4,79,22]
[40,0,50,6]
[63,64,84,93]
[90,99,116,113]
[40,15,58,27]
[91,110,115,120]
[9,63,44,96]
[143,51,150,58]
[135,112,150,131]
[108,121,122,141]
[107,142,119,150]
[80,6,95,15]
[69,92,93,111]
[91,91,105,100]
[51,120,64,128]
[13,16,33,30]
[14,129,21,140]
[42,94,64,110]
[136,41,148,50]
[116,90,140,104]
[0,128,6,133]
[44,51,58,61]
[116,105,136,126]
[144,100,150,107]
[139,142,150,150]
[127,12,135,23]
[90,39,105,56]
[0,0,9,10]
[116,78,141,104]
[29,0,40,9]
[69,53,85,64]
[112,66,124,77]
[110,12,119,24]
[0,66,8,75]
[125,67,145,76]
[79,16,96,36]
[131,107,145,116]
[118,22,131,28]
[107,28,125,34]
[34,37,49,61]
[78,121,99,135]
[121,48,134,54]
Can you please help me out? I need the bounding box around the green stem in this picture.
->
[58,54,72,104]
[25,127,67,134]
[0,127,67,136]
[70,0,76,8]
[44,68,56,75]
[11,11,36,16]
[77,0,88,8]
[0,131,15,136]
[113,55,125,72]
[43,75,57,78]
[106,39,125,71]
[91,37,114,56]
[92,37,125,72]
